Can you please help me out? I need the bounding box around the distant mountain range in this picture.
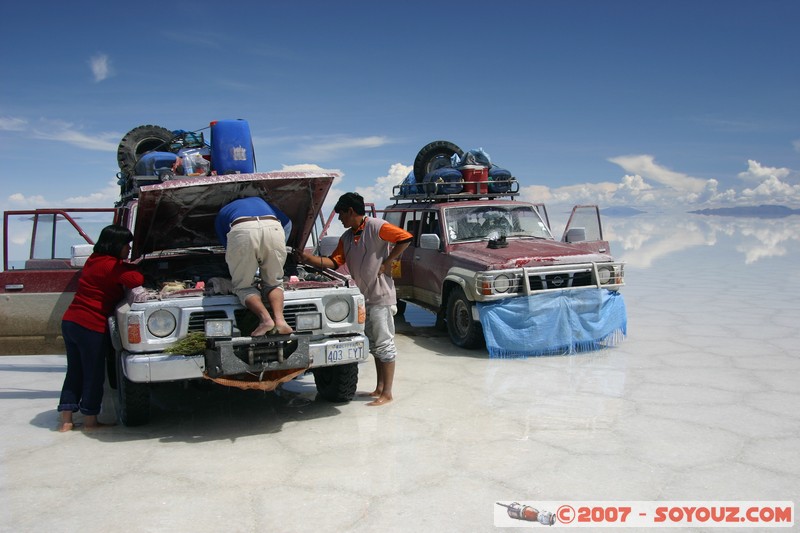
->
[600,205,800,218]
[601,206,647,217]
[689,205,800,218]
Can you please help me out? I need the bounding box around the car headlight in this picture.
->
[598,266,613,284]
[147,309,177,337]
[325,298,351,322]
[205,318,233,338]
[296,313,322,331]
[479,272,521,295]
[493,273,513,293]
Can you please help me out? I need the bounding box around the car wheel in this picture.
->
[413,140,463,182]
[446,286,484,349]
[313,363,358,402]
[116,352,151,426]
[395,300,407,317]
[117,124,174,176]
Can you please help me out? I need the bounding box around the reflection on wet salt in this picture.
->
[603,211,800,267]
[399,303,436,328]
[2,210,799,532]
[478,210,800,464]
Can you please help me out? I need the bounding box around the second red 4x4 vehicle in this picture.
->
[383,195,627,352]
[321,142,628,357]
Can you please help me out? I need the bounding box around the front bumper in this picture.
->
[122,333,368,383]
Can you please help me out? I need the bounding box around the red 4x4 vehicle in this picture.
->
[320,142,627,357]
[381,194,627,354]
[1,123,368,426]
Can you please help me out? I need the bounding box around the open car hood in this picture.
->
[131,171,334,259]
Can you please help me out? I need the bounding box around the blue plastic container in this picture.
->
[423,167,463,195]
[210,119,255,174]
[134,151,178,177]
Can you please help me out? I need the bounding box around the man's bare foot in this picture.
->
[251,321,276,336]
[274,321,293,335]
[357,389,381,398]
[366,395,392,406]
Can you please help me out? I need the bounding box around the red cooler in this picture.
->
[460,165,489,194]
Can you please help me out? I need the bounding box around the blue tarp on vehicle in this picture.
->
[477,289,627,358]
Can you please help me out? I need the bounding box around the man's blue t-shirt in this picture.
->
[215,197,292,246]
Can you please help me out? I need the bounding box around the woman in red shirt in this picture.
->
[58,225,144,431]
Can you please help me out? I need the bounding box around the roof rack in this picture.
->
[390,178,520,203]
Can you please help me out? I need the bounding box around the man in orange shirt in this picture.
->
[302,193,411,406]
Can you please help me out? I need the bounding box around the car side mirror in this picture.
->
[419,233,440,250]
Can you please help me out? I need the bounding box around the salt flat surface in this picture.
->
[1,212,797,532]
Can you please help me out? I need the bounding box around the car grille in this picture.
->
[528,270,592,291]
[188,310,228,332]
[283,303,318,328]
[234,303,319,330]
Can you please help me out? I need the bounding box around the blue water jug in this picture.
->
[210,119,255,174]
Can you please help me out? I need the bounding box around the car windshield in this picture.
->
[443,205,553,242]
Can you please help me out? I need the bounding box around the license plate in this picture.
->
[326,341,364,364]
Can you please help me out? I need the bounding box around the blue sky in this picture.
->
[2,0,800,216]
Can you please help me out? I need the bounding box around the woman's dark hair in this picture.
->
[93,225,134,258]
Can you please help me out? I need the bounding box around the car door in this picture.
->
[0,208,115,354]
[560,204,616,256]
[409,209,447,308]
[562,205,603,243]
[387,209,415,301]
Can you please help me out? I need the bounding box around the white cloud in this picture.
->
[741,175,800,202]
[517,155,800,210]
[89,53,111,82]
[0,117,27,131]
[1,117,118,151]
[355,163,410,207]
[550,181,620,205]
[7,192,47,207]
[737,159,791,182]
[297,135,389,160]
[30,121,118,151]
[618,173,652,193]
[63,180,120,206]
[608,154,708,194]
[519,184,553,204]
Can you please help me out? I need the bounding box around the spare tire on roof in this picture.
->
[117,125,175,175]
[413,140,463,182]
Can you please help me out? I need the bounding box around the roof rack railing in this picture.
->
[390,178,519,203]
